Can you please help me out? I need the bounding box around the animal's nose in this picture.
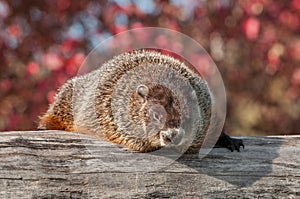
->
[160,128,185,146]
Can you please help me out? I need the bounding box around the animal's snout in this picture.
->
[160,128,185,146]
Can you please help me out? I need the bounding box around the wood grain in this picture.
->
[0,131,299,198]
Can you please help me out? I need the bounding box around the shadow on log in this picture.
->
[0,131,299,198]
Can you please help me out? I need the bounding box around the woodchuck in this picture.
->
[38,49,244,153]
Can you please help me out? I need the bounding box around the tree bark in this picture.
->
[0,131,299,198]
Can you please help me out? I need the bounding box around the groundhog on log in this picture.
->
[38,50,244,153]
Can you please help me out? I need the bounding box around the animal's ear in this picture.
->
[136,84,149,98]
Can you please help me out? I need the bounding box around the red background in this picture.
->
[1,0,300,136]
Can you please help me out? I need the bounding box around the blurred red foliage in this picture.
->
[0,0,300,135]
[243,17,260,40]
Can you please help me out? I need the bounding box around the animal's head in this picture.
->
[129,83,185,147]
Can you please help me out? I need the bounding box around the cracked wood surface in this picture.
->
[0,131,299,198]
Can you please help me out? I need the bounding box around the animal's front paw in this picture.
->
[215,132,244,152]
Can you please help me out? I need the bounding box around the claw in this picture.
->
[215,131,244,152]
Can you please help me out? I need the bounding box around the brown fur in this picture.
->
[38,50,212,153]
[38,79,74,131]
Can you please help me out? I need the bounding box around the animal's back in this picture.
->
[38,50,212,153]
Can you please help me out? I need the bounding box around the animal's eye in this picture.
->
[153,113,161,121]
[148,104,166,124]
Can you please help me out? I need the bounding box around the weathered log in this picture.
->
[0,131,299,198]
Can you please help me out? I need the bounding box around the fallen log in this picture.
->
[0,131,299,198]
